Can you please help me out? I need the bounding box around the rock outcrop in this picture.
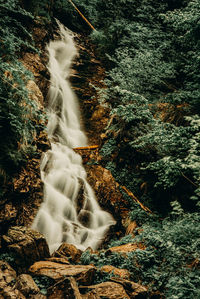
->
[2,226,50,270]
[29,261,96,285]
[15,274,40,297]
[0,261,25,299]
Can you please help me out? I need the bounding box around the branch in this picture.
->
[68,0,96,31]
[181,172,198,188]
[73,145,99,150]
[119,185,153,214]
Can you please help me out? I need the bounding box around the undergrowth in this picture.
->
[81,205,200,298]
[0,0,45,197]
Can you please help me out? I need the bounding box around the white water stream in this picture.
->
[32,23,115,253]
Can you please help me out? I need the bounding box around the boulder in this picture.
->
[2,226,50,270]
[80,281,130,299]
[53,243,83,263]
[15,274,40,297]
[29,261,96,285]
[47,277,82,299]
[0,260,25,299]
[101,265,130,279]
[110,277,148,298]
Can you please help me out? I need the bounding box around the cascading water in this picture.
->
[32,23,115,253]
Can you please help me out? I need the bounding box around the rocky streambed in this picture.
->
[0,226,147,298]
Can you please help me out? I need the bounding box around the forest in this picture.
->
[0,0,200,298]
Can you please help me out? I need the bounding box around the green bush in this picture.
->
[0,0,45,195]
[81,207,200,298]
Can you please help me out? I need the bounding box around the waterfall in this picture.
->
[32,23,115,253]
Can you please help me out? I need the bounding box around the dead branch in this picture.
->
[119,185,153,214]
[181,172,199,188]
[68,0,96,31]
[73,145,99,150]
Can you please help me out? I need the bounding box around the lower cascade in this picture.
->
[32,23,115,253]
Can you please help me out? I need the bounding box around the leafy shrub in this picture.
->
[0,0,45,195]
[81,208,200,298]
[89,0,200,212]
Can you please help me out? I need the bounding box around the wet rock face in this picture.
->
[86,165,129,219]
[2,226,50,270]
[29,261,96,285]
[2,23,51,231]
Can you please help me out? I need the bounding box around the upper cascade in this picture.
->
[32,22,115,253]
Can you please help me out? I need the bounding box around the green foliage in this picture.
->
[20,0,52,18]
[88,0,200,212]
[0,0,45,196]
[33,276,54,295]
[134,211,200,298]
[108,234,135,248]
[80,249,128,284]
[81,210,200,298]
[160,0,200,111]
[0,252,16,268]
